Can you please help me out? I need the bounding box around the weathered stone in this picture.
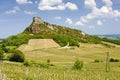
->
[33,17,43,25]
[28,27,40,33]
[48,24,54,30]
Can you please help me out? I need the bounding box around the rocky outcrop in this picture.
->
[27,27,40,33]
[33,17,43,25]
[48,24,54,30]
[26,17,44,33]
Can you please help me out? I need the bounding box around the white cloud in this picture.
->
[85,0,96,9]
[54,16,62,20]
[75,0,120,26]
[24,11,36,15]
[97,20,103,26]
[38,0,78,10]
[5,10,17,14]
[5,6,20,14]
[65,2,78,10]
[75,21,84,26]
[16,0,32,4]
[14,6,20,11]
[102,0,113,7]
[80,17,88,23]
[66,18,73,24]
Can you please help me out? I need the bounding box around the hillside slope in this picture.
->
[1,17,102,47]
[18,39,60,51]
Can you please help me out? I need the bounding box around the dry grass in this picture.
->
[20,43,120,64]
[18,39,60,51]
[0,43,120,79]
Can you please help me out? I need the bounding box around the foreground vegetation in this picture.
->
[0,44,120,80]
[0,62,120,80]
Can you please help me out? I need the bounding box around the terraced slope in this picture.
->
[19,39,60,51]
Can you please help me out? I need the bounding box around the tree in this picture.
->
[9,50,25,62]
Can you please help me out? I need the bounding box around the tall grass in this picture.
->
[0,62,120,80]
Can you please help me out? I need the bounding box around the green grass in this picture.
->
[0,44,120,80]
[0,62,120,80]
[23,46,120,63]
[6,46,17,50]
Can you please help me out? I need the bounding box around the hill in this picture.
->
[0,39,2,42]
[0,17,120,80]
[98,34,120,40]
[1,16,101,47]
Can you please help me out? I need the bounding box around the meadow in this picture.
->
[0,43,120,80]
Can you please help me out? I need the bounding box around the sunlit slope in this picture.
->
[19,43,120,64]
[18,39,60,51]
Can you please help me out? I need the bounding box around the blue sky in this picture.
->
[0,0,120,38]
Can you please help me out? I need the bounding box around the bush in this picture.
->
[23,60,31,67]
[114,59,119,62]
[0,49,4,60]
[73,59,83,70]
[94,59,100,63]
[47,59,50,64]
[39,63,50,68]
[32,62,50,68]
[109,58,114,62]
[9,50,25,62]
[23,60,54,68]
[109,58,119,62]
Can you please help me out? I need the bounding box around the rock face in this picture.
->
[26,17,44,33]
[27,27,40,33]
[33,17,43,25]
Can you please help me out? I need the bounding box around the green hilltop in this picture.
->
[1,16,117,47]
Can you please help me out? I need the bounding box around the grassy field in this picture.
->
[23,44,120,63]
[0,43,120,80]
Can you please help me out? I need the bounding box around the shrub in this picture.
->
[39,63,50,68]
[109,58,114,62]
[114,59,119,62]
[9,50,25,62]
[47,59,50,64]
[32,62,50,68]
[73,59,83,70]
[110,58,119,62]
[0,49,4,60]
[23,60,54,68]
[94,59,100,63]
[23,60,31,67]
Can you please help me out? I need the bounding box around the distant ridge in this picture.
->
[0,39,2,42]
[97,34,120,40]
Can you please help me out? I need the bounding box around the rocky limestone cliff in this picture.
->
[26,17,55,33]
[33,17,43,25]
[27,26,40,33]
[26,17,44,33]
